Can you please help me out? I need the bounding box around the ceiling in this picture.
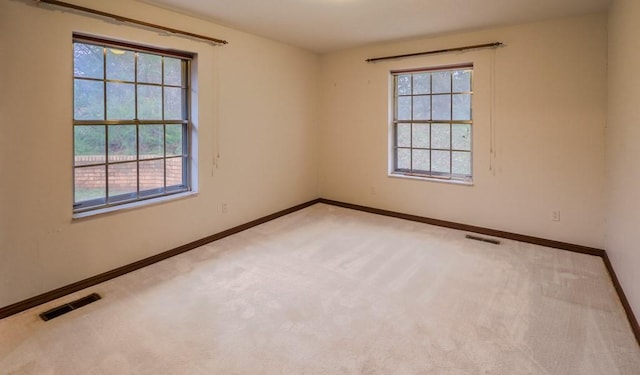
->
[140,0,611,53]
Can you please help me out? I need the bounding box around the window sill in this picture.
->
[388,172,474,186]
[72,191,198,220]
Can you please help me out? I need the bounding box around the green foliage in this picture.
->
[74,124,184,157]
[74,126,104,155]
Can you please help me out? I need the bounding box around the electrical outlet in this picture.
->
[222,203,228,214]
[551,210,560,222]
[370,186,377,196]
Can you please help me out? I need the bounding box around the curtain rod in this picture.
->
[35,0,228,45]
[366,42,503,63]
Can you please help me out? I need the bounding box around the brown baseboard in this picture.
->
[319,198,639,346]
[602,252,640,345]
[319,199,604,256]
[0,198,321,320]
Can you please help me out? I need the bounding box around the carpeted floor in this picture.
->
[1,203,639,374]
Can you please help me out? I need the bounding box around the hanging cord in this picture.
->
[212,47,221,173]
[489,47,497,176]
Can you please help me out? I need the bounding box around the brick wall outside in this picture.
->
[75,155,184,189]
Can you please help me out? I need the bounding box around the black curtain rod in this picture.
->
[366,42,503,63]
[35,0,228,45]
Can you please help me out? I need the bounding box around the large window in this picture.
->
[73,35,192,213]
[391,65,473,182]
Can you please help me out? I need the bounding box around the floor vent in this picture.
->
[466,234,501,245]
[39,293,101,321]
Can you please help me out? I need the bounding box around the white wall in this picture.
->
[606,0,640,322]
[0,0,319,307]
[319,14,607,248]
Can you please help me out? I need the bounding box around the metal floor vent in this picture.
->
[465,234,501,245]
[39,293,101,321]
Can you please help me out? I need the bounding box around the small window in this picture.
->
[73,35,193,213]
[391,65,473,182]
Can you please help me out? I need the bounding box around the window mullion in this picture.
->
[449,73,453,178]
[409,74,414,174]
[429,74,433,175]
[162,56,167,191]
[134,52,140,199]
[103,46,110,202]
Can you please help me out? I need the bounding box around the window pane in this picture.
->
[164,87,184,120]
[453,70,471,92]
[432,150,451,174]
[140,125,164,159]
[75,166,106,203]
[452,124,471,151]
[140,159,165,193]
[138,53,162,84]
[432,95,451,121]
[452,151,471,176]
[166,157,185,187]
[396,148,410,170]
[106,48,135,82]
[412,124,429,148]
[412,149,430,172]
[412,73,430,95]
[431,123,450,149]
[108,125,136,162]
[396,123,410,148]
[413,95,430,120]
[432,71,451,94]
[138,85,162,120]
[397,96,411,121]
[396,74,411,95]
[107,82,135,120]
[74,43,103,79]
[74,126,105,166]
[166,124,184,156]
[164,57,183,86]
[108,162,137,201]
[453,94,471,121]
[74,79,104,120]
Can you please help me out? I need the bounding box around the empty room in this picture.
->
[1,0,640,373]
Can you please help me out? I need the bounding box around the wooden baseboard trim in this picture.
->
[602,252,640,345]
[0,198,321,320]
[318,198,640,346]
[319,199,604,256]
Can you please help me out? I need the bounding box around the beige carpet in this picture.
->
[1,203,639,374]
